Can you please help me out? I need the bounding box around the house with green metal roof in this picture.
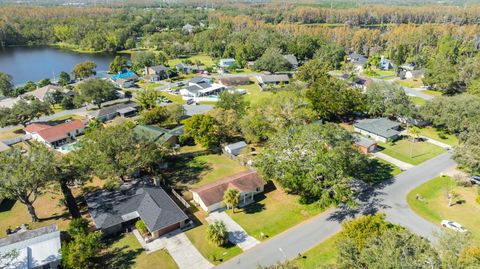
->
[134,124,184,146]
[353,118,401,143]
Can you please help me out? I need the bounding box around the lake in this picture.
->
[0,46,123,86]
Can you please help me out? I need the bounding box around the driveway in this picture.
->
[373,151,414,170]
[215,152,457,269]
[206,211,259,251]
[162,231,213,269]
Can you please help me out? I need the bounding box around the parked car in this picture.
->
[470,175,480,185]
[441,220,468,233]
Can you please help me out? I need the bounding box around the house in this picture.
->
[182,104,214,117]
[179,77,226,101]
[145,65,169,81]
[406,69,425,80]
[111,72,139,88]
[191,170,265,212]
[86,181,189,239]
[353,118,401,142]
[175,63,206,74]
[24,120,86,148]
[219,58,236,68]
[354,135,377,154]
[224,141,247,157]
[379,56,394,70]
[0,224,61,269]
[21,85,72,102]
[182,23,194,34]
[218,77,251,86]
[87,102,139,122]
[283,54,298,70]
[256,74,290,87]
[134,125,184,146]
[347,53,368,72]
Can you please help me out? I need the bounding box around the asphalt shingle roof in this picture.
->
[354,118,401,138]
[86,182,188,233]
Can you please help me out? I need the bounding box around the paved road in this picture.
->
[216,152,456,269]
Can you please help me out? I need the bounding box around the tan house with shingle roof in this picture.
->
[191,171,265,212]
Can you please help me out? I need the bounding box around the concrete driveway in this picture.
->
[162,231,213,269]
[206,211,259,251]
[373,151,414,170]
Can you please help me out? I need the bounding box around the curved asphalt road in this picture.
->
[216,152,457,269]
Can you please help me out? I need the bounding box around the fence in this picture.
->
[2,134,31,146]
[172,189,190,209]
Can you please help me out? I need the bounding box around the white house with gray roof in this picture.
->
[85,180,188,239]
[353,118,401,143]
[0,224,61,269]
[180,77,225,101]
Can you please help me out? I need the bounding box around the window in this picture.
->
[256,187,260,192]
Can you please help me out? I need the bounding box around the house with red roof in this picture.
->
[24,120,86,148]
[191,171,265,212]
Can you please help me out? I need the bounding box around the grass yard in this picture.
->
[373,158,402,177]
[361,68,396,78]
[421,89,442,96]
[407,176,480,243]
[168,54,216,68]
[103,233,178,269]
[238,78,274,105]
[0,188,71,237]
[50,114,86,122]
[293,233,340,268]
[138,81,185,104]
[0,126,24,141]
[338,123,354,132]
[377,139,446,165]
[167,152,248,189]
[410,96,427,106]
[185,210,242,264]
[418,127,458,146]
[227,183,327,241]
[397,78,424,88]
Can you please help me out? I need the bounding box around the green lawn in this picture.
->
[293,233,340,268]
[104,233,178,269]
[167,152,248,189]
[361,68,396,78]
[0,126,24,141]
[410,96,427,106]
[397,78,424,88]
[374,158,402,177]
[377,139,446,165]
[168,54,216,68]
[421,89,442,96]
[407,176,480,243]
[185,210,242,265]
[50,114,86,122]
[237,78,274,105]
[227,183,327,241]
[138,81,185,104]
[418,127,458,146]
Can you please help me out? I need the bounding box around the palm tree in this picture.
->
[223,188,240,213]
[408,126,421,158]
[206,220,228,246]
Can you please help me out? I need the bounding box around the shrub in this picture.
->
[476,195,480,205]
[67,218,90,236]
[135,220,148,234]
[438,131,448,140]
[206,220,228,246]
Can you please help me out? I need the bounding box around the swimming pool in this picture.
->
[57,141,81,154]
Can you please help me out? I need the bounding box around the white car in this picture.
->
[441,220,468,233]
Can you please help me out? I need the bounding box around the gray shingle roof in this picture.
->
[189,76,209,84]
[225,141,247,152]
[283,54,298,66]
[88,102,138,119]
[183,105,213,116]
[354,135,376,148]
[85,182,188,233]
[149,65,168,73]
[354,118,401,138]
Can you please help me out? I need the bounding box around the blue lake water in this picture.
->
[0,46,122,86]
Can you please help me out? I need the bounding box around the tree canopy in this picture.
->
[76,78,116,108]
[71,61,97,80]
[364,82,415,118]
[0,99,52,127]
[256,123,369,206]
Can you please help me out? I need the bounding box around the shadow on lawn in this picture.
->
[100,236,143,269]
[164,155,212,186]
[360,159,395,183]
[0,199,16,212]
